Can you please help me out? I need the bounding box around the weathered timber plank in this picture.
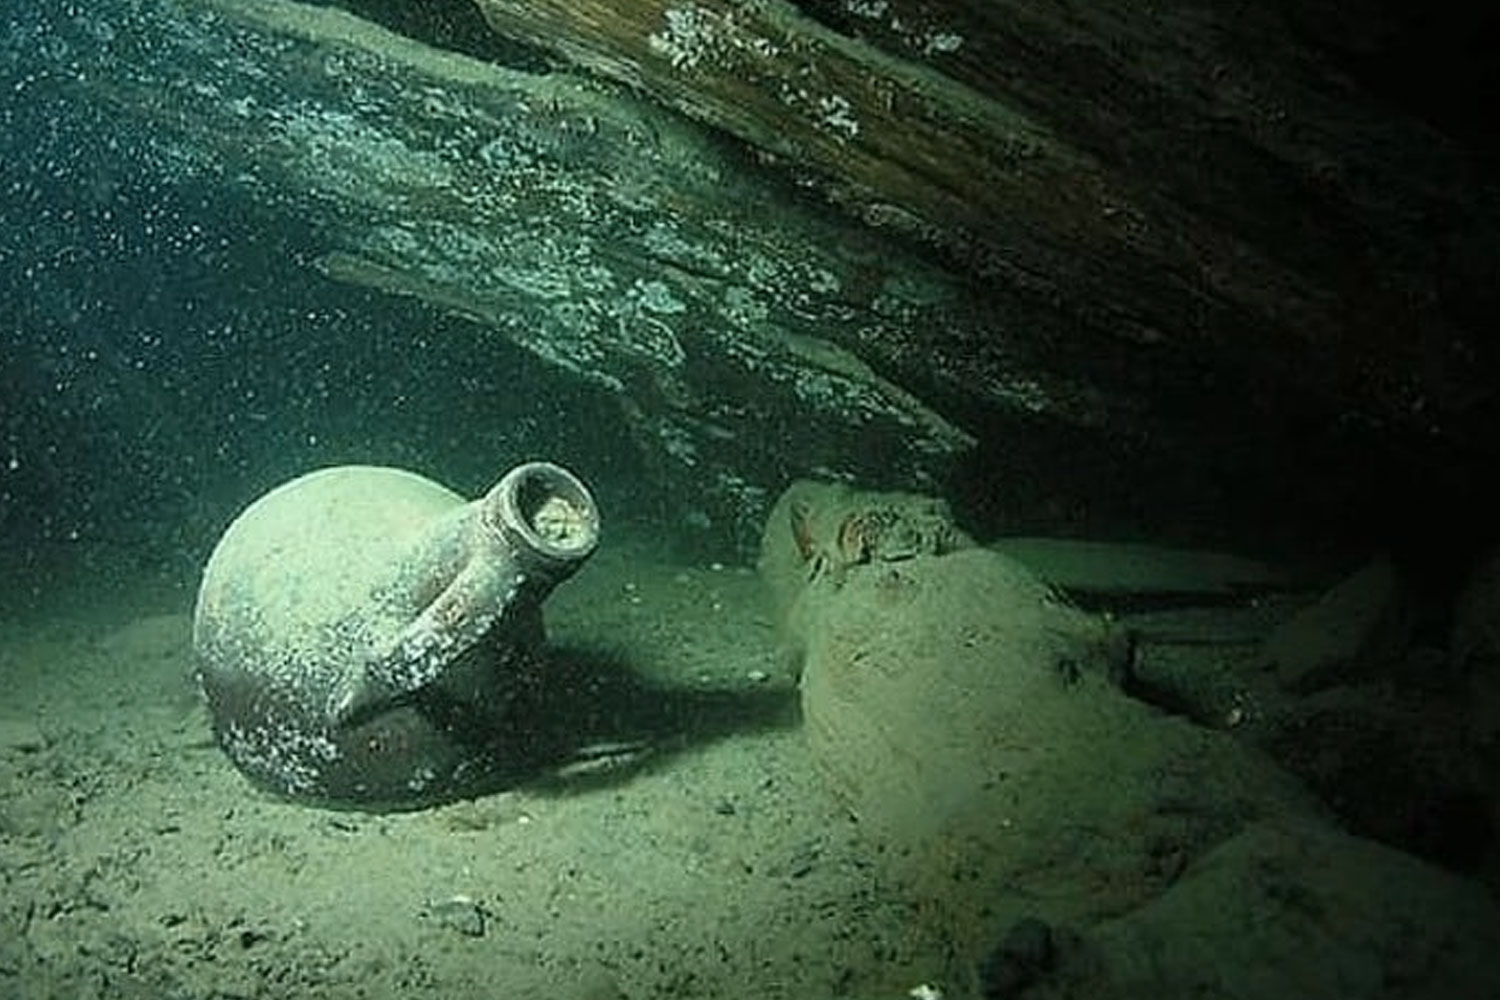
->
[469,0,1493,425]
[795,0,1488,407]
[62,0,1093,541]
[469,1,1333,361]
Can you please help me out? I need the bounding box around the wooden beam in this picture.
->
[469,0,1490,426]
[469,0,1331,347]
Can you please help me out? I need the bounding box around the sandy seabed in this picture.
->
[6,533,1500,1000]
[1,539,957,1000]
